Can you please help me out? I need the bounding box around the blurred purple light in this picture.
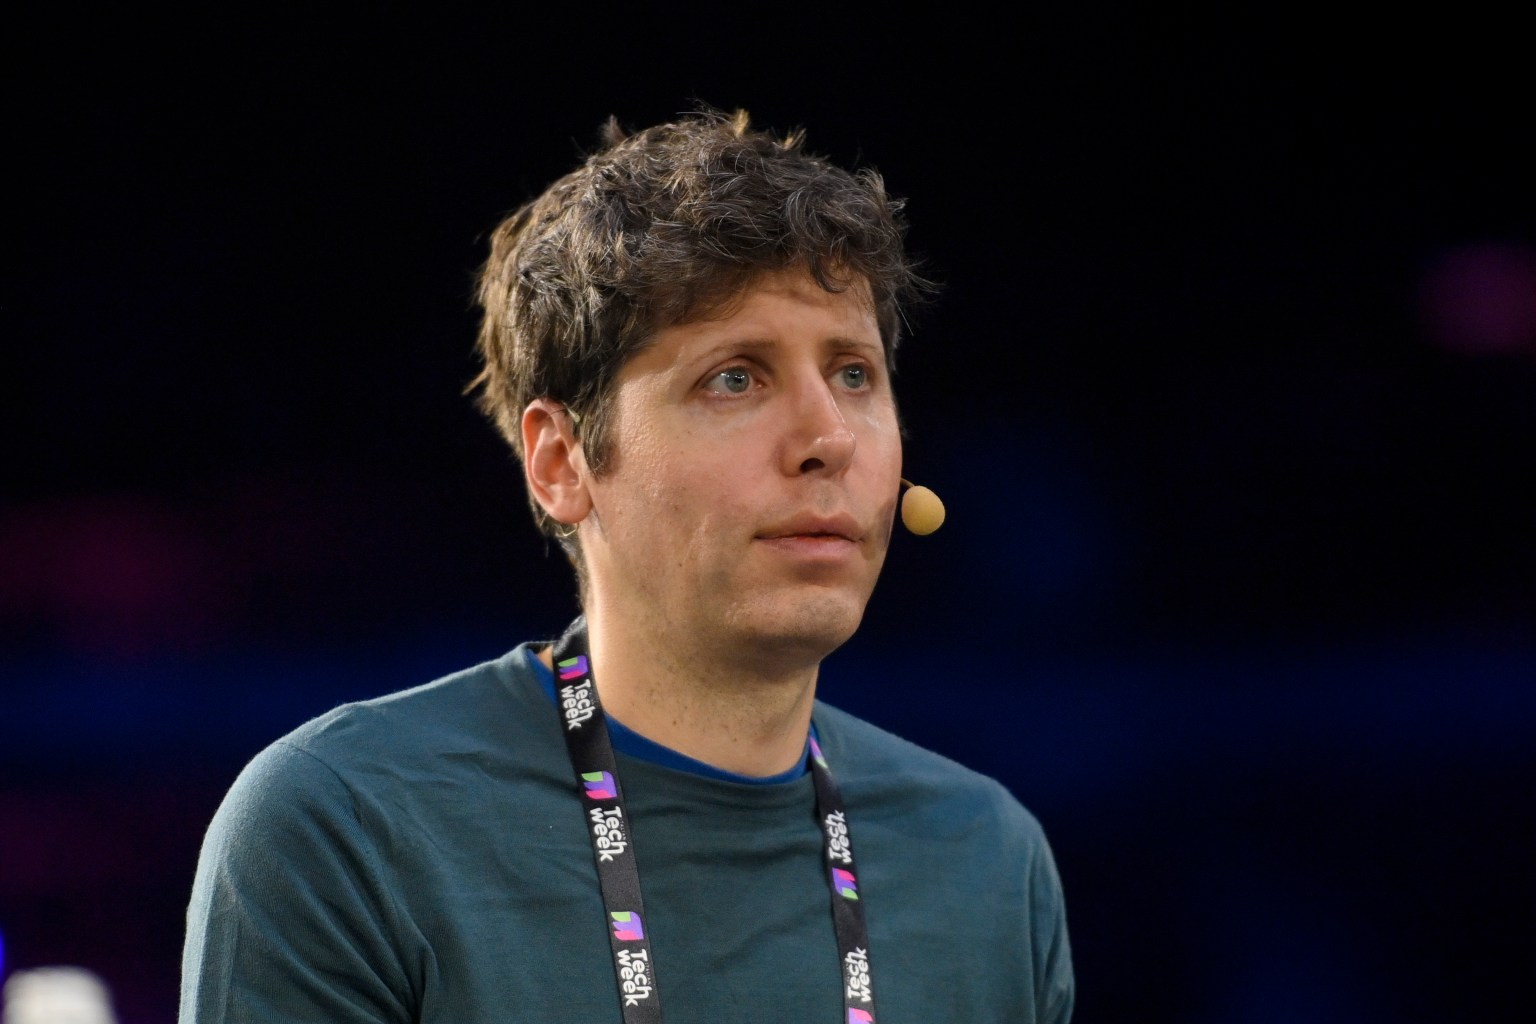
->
[0,496,225,660]
[1420,242,1536,357]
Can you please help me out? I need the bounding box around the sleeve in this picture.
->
[1028,828,1075,1024]
[179,740,415,1024]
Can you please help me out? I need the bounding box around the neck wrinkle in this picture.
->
[573,602,821,779]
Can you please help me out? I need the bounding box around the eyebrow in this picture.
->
[691,335,884,365]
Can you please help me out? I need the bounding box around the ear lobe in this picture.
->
[522,398,593,528]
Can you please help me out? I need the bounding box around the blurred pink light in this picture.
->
[0,495,225,660]
[1420,241,1536,357]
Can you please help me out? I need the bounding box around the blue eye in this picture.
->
[708,368,753,395]
[839,365,869,389]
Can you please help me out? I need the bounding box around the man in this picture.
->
[180,106,1074,1023]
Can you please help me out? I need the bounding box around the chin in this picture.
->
[729,587,867,665]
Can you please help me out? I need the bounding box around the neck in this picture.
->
[541,604,821,778]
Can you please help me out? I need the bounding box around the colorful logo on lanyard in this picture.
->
[582,771,616,800]
[556,621,876,1023]
[610,911,645,941]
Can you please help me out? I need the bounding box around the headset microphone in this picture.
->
[899,478,945,535]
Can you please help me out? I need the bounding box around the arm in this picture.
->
[1029,831,1075,1024]
[179,740,415,1024]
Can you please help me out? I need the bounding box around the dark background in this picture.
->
[4,8,1533,1023]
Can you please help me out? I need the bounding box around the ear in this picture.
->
[521,398,593,528]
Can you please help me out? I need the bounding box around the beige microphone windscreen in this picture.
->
[900,484,945,535]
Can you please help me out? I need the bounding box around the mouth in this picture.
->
[755,515,863,544]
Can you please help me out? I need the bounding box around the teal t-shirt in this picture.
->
[180,645,1074,1023]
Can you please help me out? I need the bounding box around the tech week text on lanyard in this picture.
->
[551,616,878,1024]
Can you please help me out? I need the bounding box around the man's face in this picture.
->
[581,267,903,670]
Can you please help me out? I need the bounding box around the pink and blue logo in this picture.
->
[582,771,616,800]
[832,867,859,900]
[848,1010,874,1023]
[558,655,590,680]
[611,911,645,941]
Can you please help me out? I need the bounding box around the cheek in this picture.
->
[626,430,756,526]
[856,405,904,472]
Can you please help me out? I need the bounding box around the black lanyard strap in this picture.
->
[550,615,878,1024]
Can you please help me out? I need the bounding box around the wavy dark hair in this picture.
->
[470,105,934,568]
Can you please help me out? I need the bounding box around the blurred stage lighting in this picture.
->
[2,967,118,1024]
[1420,241,1536,357]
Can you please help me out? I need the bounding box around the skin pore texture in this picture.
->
[524,268,903,777]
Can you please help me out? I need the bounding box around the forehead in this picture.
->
[641,268,880,361]
[689,266,876,320]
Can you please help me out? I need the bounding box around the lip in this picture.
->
[754,533,861,566]
[754,514,863,543]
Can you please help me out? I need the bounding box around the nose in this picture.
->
[783,375,856,477]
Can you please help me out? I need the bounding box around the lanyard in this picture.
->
[550,615,878,1024]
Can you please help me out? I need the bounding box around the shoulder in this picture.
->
[813,700,1074,1018]
[207,645,548,837]
[812,700,1049,852]
[179,652,551,1024]
[276,645,540,773]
